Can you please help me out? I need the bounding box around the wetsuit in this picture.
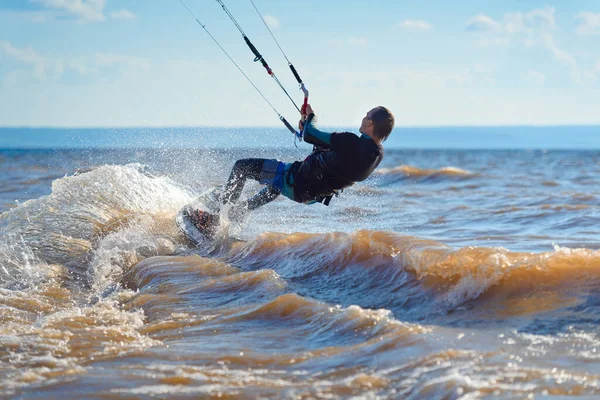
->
[221,113,384,211]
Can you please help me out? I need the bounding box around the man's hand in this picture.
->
[305,104,314,116]
[299,104,315,131]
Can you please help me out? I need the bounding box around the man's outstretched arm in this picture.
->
[300,105,332,148]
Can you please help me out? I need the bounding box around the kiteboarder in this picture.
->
[177,0,394,237]
[185,104,394,233]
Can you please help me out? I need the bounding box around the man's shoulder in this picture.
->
[331,131,358,137]
[330,131,360,144]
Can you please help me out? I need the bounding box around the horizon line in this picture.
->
[1,124,599,130]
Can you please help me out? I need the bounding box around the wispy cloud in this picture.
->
[263,14,279,30]
[542,34,575,66]
[466,14,502,33]
[467,7,555,36]
[110,9,136,20]
[3,1,135,23]
[574,12,600,36]
[32,0,106,22]
[526,7,556,30]
[466,7,594,85]
[399,19,433,31]
[0,41,149,85]
[0,40,61,80]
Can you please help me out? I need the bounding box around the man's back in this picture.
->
[292,115,384,203]
[324,131,384,182]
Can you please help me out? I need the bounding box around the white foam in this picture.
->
[0,164,194,290]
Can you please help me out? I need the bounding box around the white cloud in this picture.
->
[526,7,556,30]
[399,19,433,31]
[7,1,135,23]
[574,12,600,35]
[0,41,43,65]
[466,7,589,85]
[111,9,136,20]
[0,40,58,81]
[32,0,106,22]
[467,7,555,35]
[0,41,149,85]
[522,70,546,85]
[466,14,502,32]
[501,12,526,34]
[263,14,280,30]
[542,34,576,66]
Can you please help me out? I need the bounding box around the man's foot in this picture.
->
[183,207,220,237]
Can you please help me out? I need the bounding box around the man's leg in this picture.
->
[227,186,281,222]
[222,159,285,221]
[246,187,281,211]
[221,159,265,204]
[187,158,283,232]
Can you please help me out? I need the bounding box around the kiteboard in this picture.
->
[176,206,220,244]
[176,186,249,245]
[176,187,223,244]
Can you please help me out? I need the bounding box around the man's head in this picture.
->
[359,106,395,144]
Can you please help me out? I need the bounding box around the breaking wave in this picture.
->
[0,164,193,294]
[375,164,477,182]
[221,230,600,318]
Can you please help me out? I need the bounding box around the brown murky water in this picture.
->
[2,148,600,398]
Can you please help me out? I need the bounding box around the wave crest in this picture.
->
[0,164,193,292]
[375,165,476,181]
[224,230,600,315]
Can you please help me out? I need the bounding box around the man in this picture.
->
[187,105,395,234]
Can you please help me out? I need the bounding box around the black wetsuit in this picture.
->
[221,113,383,210]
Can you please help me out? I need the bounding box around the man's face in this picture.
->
[359,108,376,134]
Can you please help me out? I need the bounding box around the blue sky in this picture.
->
[0,0,599,127]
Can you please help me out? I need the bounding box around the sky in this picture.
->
[0,0,599,128]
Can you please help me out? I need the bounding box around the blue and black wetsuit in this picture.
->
[221,113,384,210]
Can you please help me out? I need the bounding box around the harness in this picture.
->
[287,147,355,206]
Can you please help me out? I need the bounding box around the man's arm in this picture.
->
[300,107,332,148]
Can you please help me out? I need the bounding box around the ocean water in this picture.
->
[1,127,600,399]
[1,125,599,149]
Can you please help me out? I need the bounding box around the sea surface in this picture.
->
[1,127,600,399]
